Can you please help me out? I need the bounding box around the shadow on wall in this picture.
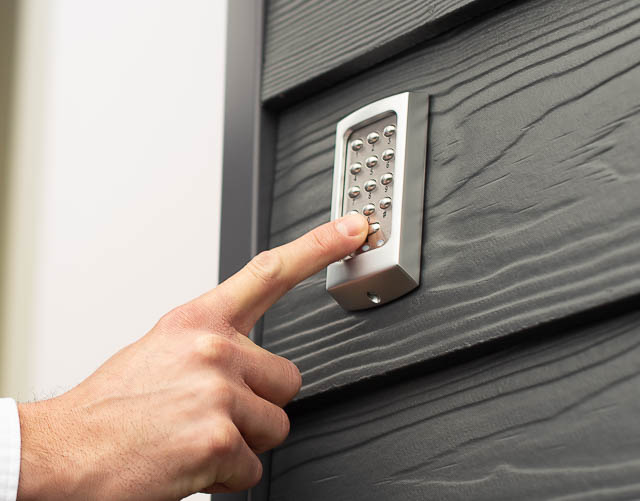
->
[0,0,19,396]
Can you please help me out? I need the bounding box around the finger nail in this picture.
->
[335,214,367,237]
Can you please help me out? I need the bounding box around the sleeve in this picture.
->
[0,399,20,501]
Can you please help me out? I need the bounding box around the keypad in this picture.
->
[342,113,396,253]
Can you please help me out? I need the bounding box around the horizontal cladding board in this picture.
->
[262,0,512,106]
[263,0,640,400]
[271,305,640,500]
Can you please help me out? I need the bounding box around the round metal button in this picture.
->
[351,139,364,151]
[383,124,396,137]
[368,222,380,235]
[348,209,359,215]
[348,186,361,199]
[382,148,395,161]
[379,197,392,209]
[350,162,362,175]
[364,179,377,192]
[367,131,380,144]
[365,156,378,168]
[362,203,375,216]
[380,172,393,185]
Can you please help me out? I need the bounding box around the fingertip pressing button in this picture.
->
[368,222,380,235]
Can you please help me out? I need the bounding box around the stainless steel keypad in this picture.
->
[327,91,429,310]
[342,114,396,253]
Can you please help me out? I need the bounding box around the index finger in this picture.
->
[206,214,368,334]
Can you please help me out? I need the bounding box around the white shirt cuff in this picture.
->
[0,399,20,501]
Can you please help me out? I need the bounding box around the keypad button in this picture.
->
[350,162,362,175]
[348,186,361,199]
[362,244,370,252]
[364,179,377,192]
[365,156,378,168]
[380,172,393,185]
[382,148,395,161]
[368,222,380,235]
[351,139,364,151]
[363,203,375,216]
[383,124,396,137]
[367,131,380,144]
[379,197,392,209]
[348,209,359,215]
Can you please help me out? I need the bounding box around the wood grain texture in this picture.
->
[271,306,640,500]
[262,0,513,106]
[263,0,640,400]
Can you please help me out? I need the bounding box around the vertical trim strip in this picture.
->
[217,0,275,499]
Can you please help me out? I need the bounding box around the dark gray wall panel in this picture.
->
[263,0,640,400]
[271,305,640,500]
[262,0,512,105]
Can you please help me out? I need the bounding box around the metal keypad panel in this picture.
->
[327,91,429,310]
[342,113,396,254]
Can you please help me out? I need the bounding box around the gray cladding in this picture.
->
[262,0,513,105]
[270,306,640,500]
[262,0,640,400]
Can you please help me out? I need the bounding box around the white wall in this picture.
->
[3,1,226,499]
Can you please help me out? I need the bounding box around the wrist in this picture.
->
[17,400,81,501]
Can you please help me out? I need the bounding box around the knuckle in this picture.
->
[282,359,303,399]
[274,408,291,444]
[208,421,238,458]
[247,250,284,287]
[253,406,290,454]
[248,457,263,487]
[195,334,235,364]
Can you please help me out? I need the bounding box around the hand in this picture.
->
[16,214,368,501]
